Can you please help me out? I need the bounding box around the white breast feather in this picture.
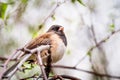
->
[51,34,66,63]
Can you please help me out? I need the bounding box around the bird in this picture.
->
[3,25,67,78]
[25,25,67,63]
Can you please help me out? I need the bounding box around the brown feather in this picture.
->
[25,32,53,49]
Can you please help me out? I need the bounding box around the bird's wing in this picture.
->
[25,32,52,49]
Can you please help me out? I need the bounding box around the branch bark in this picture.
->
[36,50,48,80]
[52,65,120,79]
[1,45,50,80]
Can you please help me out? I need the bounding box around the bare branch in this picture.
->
[52,65,120,79]
[0,49,21,80]
[20,74,81,80]
[49,75,81,80]
[0,57,17,62]
[1,45,50,79]
[91,24,97,44]
[20,74,38,80]
[38,0,69,29]
[36,50,48,80]
[75,28,120,67]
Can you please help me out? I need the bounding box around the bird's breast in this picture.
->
[50,34,66,63]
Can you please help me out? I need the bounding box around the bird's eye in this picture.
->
[53,27,59,31]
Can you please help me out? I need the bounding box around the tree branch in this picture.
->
[49,75,81,80]
[36,50,48,80]
[75,28,120,67]
[38,0,68,29]
[52,65,120,79]
[0,56,17,62]
[1,45,50,79]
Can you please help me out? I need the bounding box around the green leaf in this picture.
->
[23,62,33,69]
[38,24,44,30]
[28,27,39,38]
[7,0,15,5]
[67,49,71,55]
[49,72,54,76]
[21,0,28,4]
[0,2,8,19]
[51,14,55,20]
[87,51,91,57]
[32,31,39,38]
[77,0,85,6]
[71,0,76,3]
[109,24,115,32]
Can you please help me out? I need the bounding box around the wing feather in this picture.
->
[25,32,52,49]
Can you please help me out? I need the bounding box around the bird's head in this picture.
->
[47,25,67,46]
[47,25,64,33]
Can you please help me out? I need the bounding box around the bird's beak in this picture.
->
[59,27,64,31]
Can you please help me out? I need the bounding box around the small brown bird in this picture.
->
[25,25,67,63]
[3,25,67,78]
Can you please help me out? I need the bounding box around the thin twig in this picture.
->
[1,45,50,79]
[91,24,97,44]
[52,65,120,79]
[0,49,21,80]
[89,24,106,80]
[3,49,20,68]
[75,28,120,67]
[36,50,48,80]
[74,54,88,67]
[0,57,17,61]
[17,64,120,80]
[38,0,68,29]
[89,28,120,52]
[49,75,81,80]
[20,74,38,80]
[20,74,81,80]
[7,54,32,78]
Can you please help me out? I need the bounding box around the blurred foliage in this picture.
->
[22,61,35,70]
[21,0,28,4]
[33,0,43,8]
[17,65,40,79]
[87,50,91,57]
[28,24,45,38]
[71,0,85,6]
[0,2,8,19]
[71,0,76,3]
[109,23,115,32]
[38,24,44,30]
[49,72,54,77]
[51,14,56,20]
[7,0,15,4]
[66,49,71,55]
[28,26,39,38]
[0,0,45,57]
[0,37,18,56]
[77,0,85,6]
[13,0,28,22]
